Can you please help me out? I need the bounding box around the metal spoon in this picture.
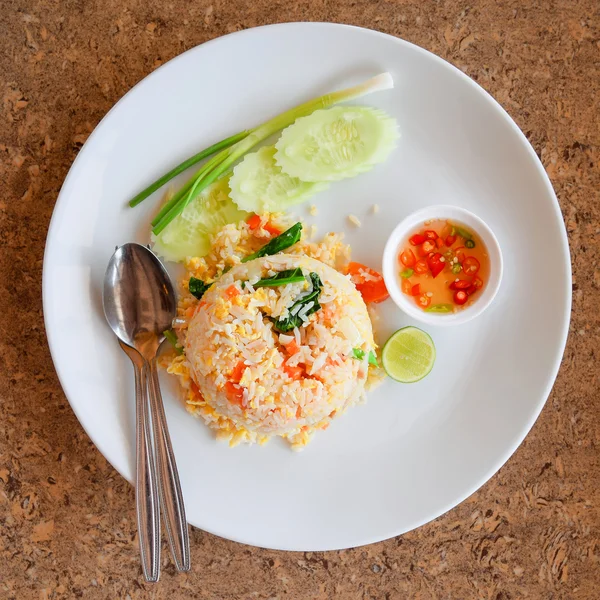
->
[103,243,191,579]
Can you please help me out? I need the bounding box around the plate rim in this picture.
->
[42,21,572,550]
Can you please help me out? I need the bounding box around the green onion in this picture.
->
[140,73,394,234]
[242,222,302,263]
[253,268,305,288]
[424,303,454,313]
[465,239,475,249]
[400,268,414,278]
[189,277,212,300]
[451,263,462,274]
[163,329,183,354]
[130,131,250,209]
[368,351,379,367]
[352,348,379,366]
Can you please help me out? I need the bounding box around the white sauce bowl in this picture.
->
[382,205,503,327]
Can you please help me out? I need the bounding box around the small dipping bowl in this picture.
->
[382,205,503,327]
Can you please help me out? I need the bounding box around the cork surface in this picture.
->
[1,1,599,598]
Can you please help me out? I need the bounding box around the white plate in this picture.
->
[43,23,571,551]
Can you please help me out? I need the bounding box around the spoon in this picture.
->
[103,242,191,579]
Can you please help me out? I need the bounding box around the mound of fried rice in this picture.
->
[164,214,381,450]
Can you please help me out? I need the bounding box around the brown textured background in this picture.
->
[1,0,599,598]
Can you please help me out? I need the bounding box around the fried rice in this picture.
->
[164,214,380,450]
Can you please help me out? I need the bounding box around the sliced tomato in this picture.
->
[400,248,416,267]
[409,233,426,246]
[414,259,429,275]
[411,283,421,296]
[347,262,389,303]
[423,230,439,240]
[360,279,389,303]
[454,290,468,305]
[416,294,431,308]
[246,214,261,230]
[449,279,471,290]
[401,278,412,295]
[225,381,244,406]
[263,222,281,236]
[445,235,456,247]
[462,256,481,275]
[427,253,445,278]
[436,237,444,248]
[230,360,246,384]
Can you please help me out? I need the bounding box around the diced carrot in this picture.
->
[320,422,329,430]
[225,285,240,299]
[190,380,202,399]
[326,357,340,367]
[230,360,246,384]
[285,340,300,355]
[246,214,261,230]
[263,222,281,236]
[320,304,334,321]
[296,406,302,418]
[185,306,195,319]
[224,381,244,406]
[284,362,304,380]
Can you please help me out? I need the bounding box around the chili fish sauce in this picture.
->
[397,219,490,313]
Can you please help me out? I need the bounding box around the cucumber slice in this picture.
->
[229,146,328,213]
[151,176,247,262]
[275,106,398,182]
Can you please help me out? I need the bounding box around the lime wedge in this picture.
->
[382,326,436,383]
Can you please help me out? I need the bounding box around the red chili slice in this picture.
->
[414,259,429,275]
[417,294,431,308]
[411,283,421,296]
[445,235,456,247]
[449,279,471,290]
[409,233,426,246]
[400,248,416,267]
[466,275,484,295]
[471,275,484,289]
[454,290,469,305]
[401,279,412,295]
[462,256,481,275]
[435,237,444,249]
[427,252,445,278]
[423,230,439,240]
[419,240,437,256]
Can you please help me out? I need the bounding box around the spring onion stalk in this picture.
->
[163,330,183,354]
[129,130,250,208]
[151,150,230,227]
[149,73,394,235]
